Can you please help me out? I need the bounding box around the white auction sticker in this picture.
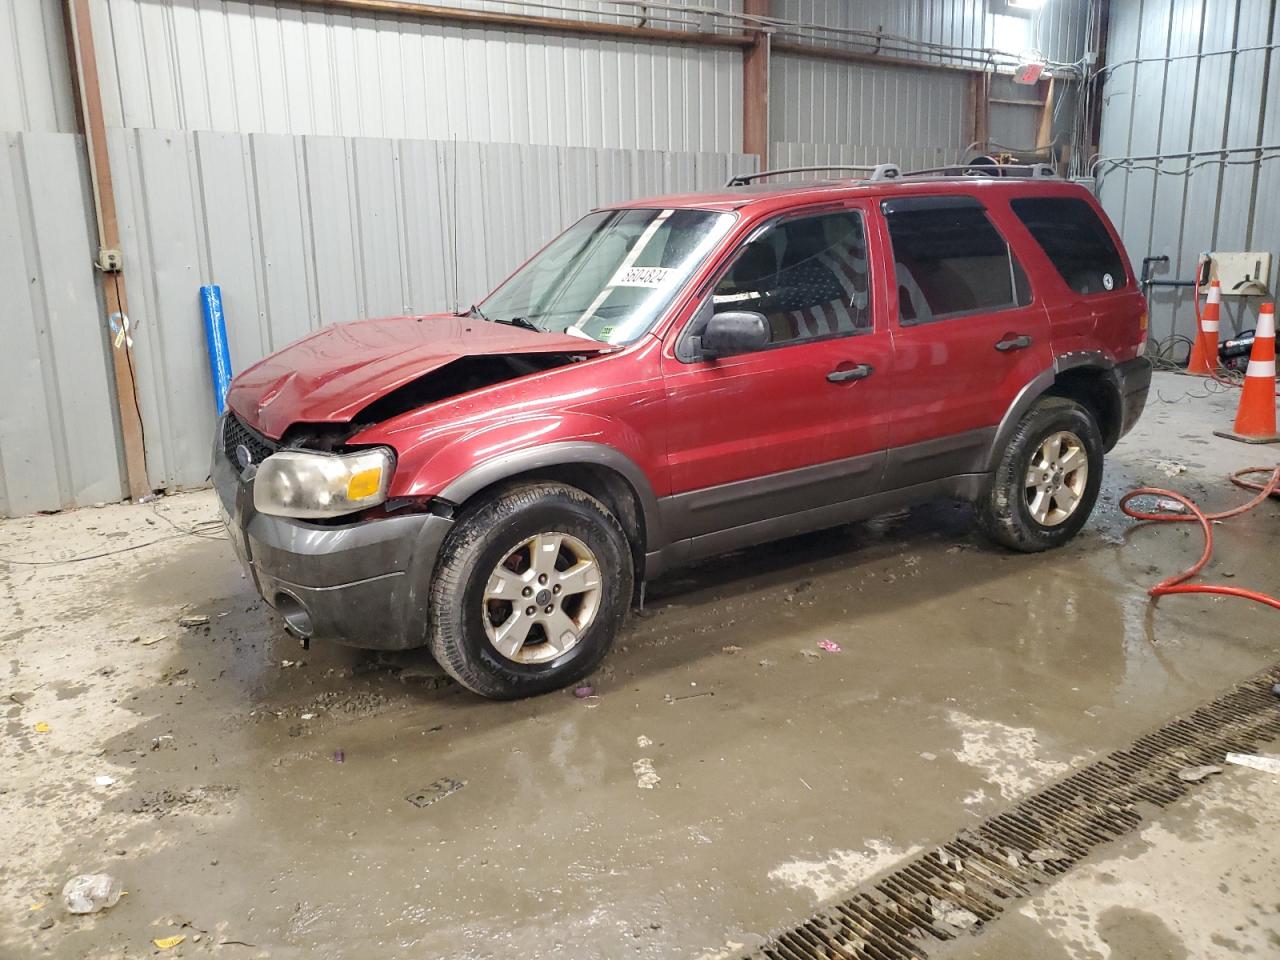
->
[611,265,672,288]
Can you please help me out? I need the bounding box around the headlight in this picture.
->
[253,447,394,519]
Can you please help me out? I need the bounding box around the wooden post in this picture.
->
[743,0,771,166]
[64,0,151,501]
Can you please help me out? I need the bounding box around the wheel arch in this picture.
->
[436,441,663,578]
[986,361,1123,471]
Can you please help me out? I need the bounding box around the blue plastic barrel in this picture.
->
[200,284,233,415]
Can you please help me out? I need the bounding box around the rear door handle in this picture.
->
[995,334,1033,352]
[827,363,874,383]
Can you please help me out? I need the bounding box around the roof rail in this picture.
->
[898,162,1060,180]
[725,163,902,187]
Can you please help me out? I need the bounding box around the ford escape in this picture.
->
[214,163,1152,699]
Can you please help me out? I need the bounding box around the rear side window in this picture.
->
[882,197,1031,324]
[1010,197,1127,295]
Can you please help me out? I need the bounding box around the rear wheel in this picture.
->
[978,397,1104,552]
[427,482,633,699]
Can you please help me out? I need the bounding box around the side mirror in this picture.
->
[700,311,769,358]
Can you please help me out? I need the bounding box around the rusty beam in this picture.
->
[253,0,751,48]
[742,0,771,164]
[64,0,151,502]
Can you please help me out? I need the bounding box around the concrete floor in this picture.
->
[2,371,1279,959]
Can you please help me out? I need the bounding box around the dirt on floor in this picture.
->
[2,371,1279,959]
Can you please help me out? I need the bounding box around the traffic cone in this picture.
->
[1187,280,1221,374]
[1215,302,1279,444]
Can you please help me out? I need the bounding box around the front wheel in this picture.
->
[978,397,1104,552]
[427,482,633,699]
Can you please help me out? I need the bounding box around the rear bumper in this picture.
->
[1115,356,1152,440]
[213,422,453,650]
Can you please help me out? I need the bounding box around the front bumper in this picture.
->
[1115,356,1153,440]
[213,422,453,650]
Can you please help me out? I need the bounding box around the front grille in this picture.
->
[743,661,1280,960]
[222,411,278,467]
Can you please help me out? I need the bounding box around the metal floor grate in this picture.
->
[746,663,1280,960]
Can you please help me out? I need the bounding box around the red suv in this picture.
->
[214,164,1151,699]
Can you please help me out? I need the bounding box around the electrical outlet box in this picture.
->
[1202,251,1271,296]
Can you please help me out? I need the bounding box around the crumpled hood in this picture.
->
[226,314,608,439]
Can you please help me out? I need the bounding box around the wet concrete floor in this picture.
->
[2,372,1278,959]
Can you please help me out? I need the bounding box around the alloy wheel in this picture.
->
[481,532,603,663]
[1024,430,1089,526]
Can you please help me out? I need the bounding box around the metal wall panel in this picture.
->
[1,0,79,133]
[1097,0,1280,345]
[773,0,1092,68]
[770,53,970,172]
[90,0,743,152]
[106,128,754,491]
[0,133,124,516]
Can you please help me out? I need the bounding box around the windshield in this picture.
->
[479,208,736,344]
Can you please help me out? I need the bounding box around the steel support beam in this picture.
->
[64,0,151,501]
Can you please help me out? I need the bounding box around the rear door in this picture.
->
[660,203,893,537]
[879,195,1052,488]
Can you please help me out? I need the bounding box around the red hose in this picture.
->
[1119,466,1280,610]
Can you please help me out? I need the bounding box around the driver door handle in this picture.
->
[827,363,874,383]
[995,334,1033,352]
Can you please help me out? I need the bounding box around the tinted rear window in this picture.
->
[882,197,1031,324]
[1010,197,1127,295]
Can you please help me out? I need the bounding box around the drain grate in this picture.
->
[745,663,1280,960]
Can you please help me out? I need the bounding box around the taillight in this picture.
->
[1136,310,1149,356]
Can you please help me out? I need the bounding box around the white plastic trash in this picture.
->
[61,874,123,914]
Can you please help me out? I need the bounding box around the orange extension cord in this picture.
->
[1120,466,1280,610]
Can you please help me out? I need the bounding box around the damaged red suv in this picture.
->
[215,164,1151,699]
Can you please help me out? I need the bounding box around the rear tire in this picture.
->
[978,397,1104,552]
[427,482,633,699]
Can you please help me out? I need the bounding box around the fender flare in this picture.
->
[436,440,668,549]
[985,358,1124,471]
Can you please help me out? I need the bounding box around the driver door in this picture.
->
[659,204,893,539]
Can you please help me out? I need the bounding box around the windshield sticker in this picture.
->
[611,265,673,288]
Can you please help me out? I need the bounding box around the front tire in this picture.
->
[978,397,1104,552]
[427,482,633,699]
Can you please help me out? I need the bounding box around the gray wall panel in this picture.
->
[0,133,123,516]
[1,0,78,134]
[1098,0,1280,344]
[771,54,970,172]
[90,0,744,153]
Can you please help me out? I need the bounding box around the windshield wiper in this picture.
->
[494,315,541,332]
[466,304,539,332]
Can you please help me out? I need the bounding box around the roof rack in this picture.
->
[897,162,1060,179]
[725,163,902,187]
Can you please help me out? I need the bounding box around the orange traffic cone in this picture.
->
[1215,302,1279,444]
[1187,280,1221,374]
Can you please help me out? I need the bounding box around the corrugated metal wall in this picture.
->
[773,0,1092,69]
[769,0,1091,174]
[769,55,969,171]
[0,0,78,134]
[0,132,125,514]
[91,0,743,152]
[1097,0,1279,345]
[109,128,753,491]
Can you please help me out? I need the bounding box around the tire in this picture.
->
[427,481,633,699]
[978,397,1104,553]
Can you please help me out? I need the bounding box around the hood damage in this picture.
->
[225,314,610,442]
